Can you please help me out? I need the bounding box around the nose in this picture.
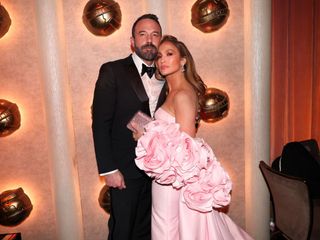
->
[159,57,165,64]
[146,34,152,43]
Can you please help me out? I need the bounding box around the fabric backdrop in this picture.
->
[271,0,320,160]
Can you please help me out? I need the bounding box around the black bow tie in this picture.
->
[141,64,156,78]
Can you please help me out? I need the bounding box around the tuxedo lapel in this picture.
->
[126,56,149,103]
[124,56,166,116]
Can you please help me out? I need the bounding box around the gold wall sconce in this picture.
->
[98,185,111,214]
[0,99,21,137]
[82,0,122,36]
[191,0,230,33]
[0,188,33,226]
[0,3,11,38]
[200,87,229,123]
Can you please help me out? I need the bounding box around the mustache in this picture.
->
[141,43,157,50]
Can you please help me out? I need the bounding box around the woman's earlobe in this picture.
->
[180,58,187,72]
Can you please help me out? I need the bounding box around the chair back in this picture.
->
[259,161,313,240]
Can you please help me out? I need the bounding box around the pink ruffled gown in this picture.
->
[135,108,253,240]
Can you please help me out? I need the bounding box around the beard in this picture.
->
[134,43,158,61]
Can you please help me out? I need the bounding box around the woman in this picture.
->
[134,35,252,240]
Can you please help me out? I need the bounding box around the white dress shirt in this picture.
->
[132,52,164,117]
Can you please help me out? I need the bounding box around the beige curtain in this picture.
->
[271,0,320,160]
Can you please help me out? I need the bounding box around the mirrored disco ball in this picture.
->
[82,0,122,36]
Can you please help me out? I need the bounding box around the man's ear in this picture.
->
[130,37,135,48]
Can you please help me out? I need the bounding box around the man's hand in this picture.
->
[104,171,126,189]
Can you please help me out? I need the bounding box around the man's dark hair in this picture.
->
[131,14,162,37]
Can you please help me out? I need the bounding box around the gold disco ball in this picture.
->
[82,0,121,36]
[0,188,33,226]
[0,99,21,137]
[199,88,229,123]
[0,4,11,38]
[191,0,230,33]
[98,185,111,214]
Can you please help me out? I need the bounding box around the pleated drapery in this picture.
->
[271,0,320,160]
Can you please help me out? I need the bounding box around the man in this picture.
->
[92,14,166,240]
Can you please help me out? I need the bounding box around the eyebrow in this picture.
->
[138,30,160,34]
[161,48,175,52]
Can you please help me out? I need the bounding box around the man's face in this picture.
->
[131,19,161,63]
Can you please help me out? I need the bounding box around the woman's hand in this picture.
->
[131,122,143,141]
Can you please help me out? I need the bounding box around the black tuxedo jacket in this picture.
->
[92,55,167,179]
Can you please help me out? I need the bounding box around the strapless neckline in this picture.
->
[158,107,175,118]
[154,107,175,123]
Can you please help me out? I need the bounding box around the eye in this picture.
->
[152,32,160,37]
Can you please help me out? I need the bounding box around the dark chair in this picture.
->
[259,161,320,240]
[271,139,320,170]
[271,139,320,198]
[299,139,320,164]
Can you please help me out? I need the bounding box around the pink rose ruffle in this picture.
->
[135,120,232,212]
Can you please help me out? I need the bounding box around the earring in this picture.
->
[181,65,185,72]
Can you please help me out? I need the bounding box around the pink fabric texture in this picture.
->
[135,118,232,212]
[135,108,253,240]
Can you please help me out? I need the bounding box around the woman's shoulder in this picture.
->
[173,88,197,104]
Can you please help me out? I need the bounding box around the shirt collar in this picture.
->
[132,52,155,74]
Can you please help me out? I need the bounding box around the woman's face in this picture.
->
[156,41,186,77]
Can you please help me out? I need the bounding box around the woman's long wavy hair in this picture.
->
[156,35,207,127]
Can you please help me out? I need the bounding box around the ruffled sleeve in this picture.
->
[135,120,232,212]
